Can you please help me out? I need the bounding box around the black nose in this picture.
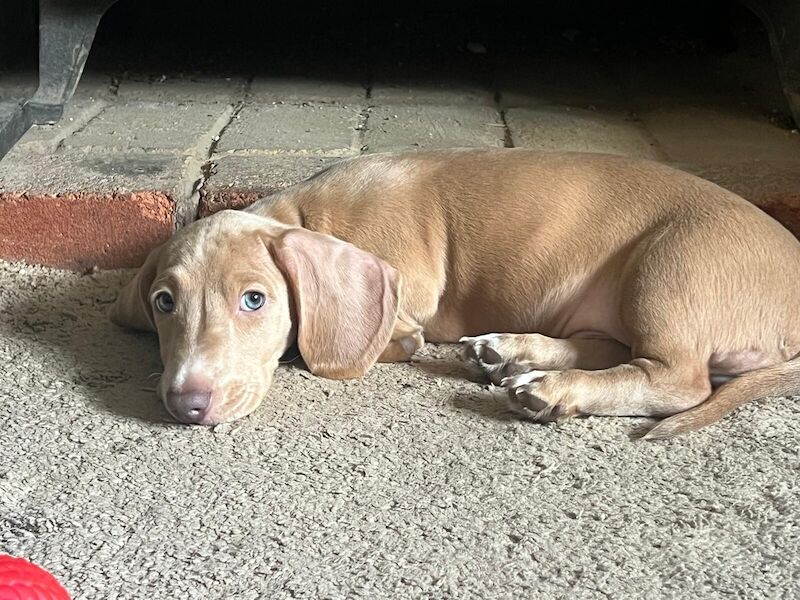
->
[167,390,212,424]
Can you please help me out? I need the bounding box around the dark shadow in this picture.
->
[0,269,174,424]
[412,358,483,383]
[450,389,525,423]
[627,421,659,441]
[452,387,664,433]
[1,0,792,136]
[0,268,314,425]
[52,0,791,127]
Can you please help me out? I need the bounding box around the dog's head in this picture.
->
[110,210,399,425]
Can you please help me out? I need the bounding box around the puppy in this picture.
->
[111,149,800,437]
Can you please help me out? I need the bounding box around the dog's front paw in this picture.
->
[460,333,503,362]
[502,371,576,422]
[459,334,532,384]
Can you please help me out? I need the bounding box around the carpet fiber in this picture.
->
[1,262,798,599]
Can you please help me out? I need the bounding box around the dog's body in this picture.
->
[111,149,800,436]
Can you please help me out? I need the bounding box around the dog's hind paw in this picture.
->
[503,370,576,422]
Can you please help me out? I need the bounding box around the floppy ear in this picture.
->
[109,244,164,332]
[273,228,400,379]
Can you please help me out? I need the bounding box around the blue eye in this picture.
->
[241,291,266,311]
[154,291,175,313]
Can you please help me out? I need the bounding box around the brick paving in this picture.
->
[0,49,798,268]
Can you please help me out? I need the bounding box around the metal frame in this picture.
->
[0,0,117,161]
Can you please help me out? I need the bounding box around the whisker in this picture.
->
[279,353,300,364]
[146,372,163,381]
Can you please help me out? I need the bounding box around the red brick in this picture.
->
[0,150,184,268]
[757,196,800,239]
[199,189,271,218]
[683,162,800,239]
[0,192,174,269]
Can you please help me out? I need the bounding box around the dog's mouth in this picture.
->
[164,395,264,426]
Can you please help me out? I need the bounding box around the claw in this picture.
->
[501,370,547,388]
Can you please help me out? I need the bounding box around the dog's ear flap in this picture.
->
[273,228,400,379]
[109,244,164,332]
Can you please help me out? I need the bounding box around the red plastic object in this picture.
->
[0,555,70,600]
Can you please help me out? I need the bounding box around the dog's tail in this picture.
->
[643,356,800,440]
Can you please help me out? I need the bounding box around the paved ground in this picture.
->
[1,2,800,598]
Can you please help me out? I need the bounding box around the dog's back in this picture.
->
[252,149,800,341]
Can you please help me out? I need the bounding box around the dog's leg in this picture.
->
[460,333,630,384]
[378,314,425,362]
[502,355,711,421]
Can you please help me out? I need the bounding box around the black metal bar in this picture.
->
[0,102,32,162]
[26,0,118,124]
[0,0,117,161]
